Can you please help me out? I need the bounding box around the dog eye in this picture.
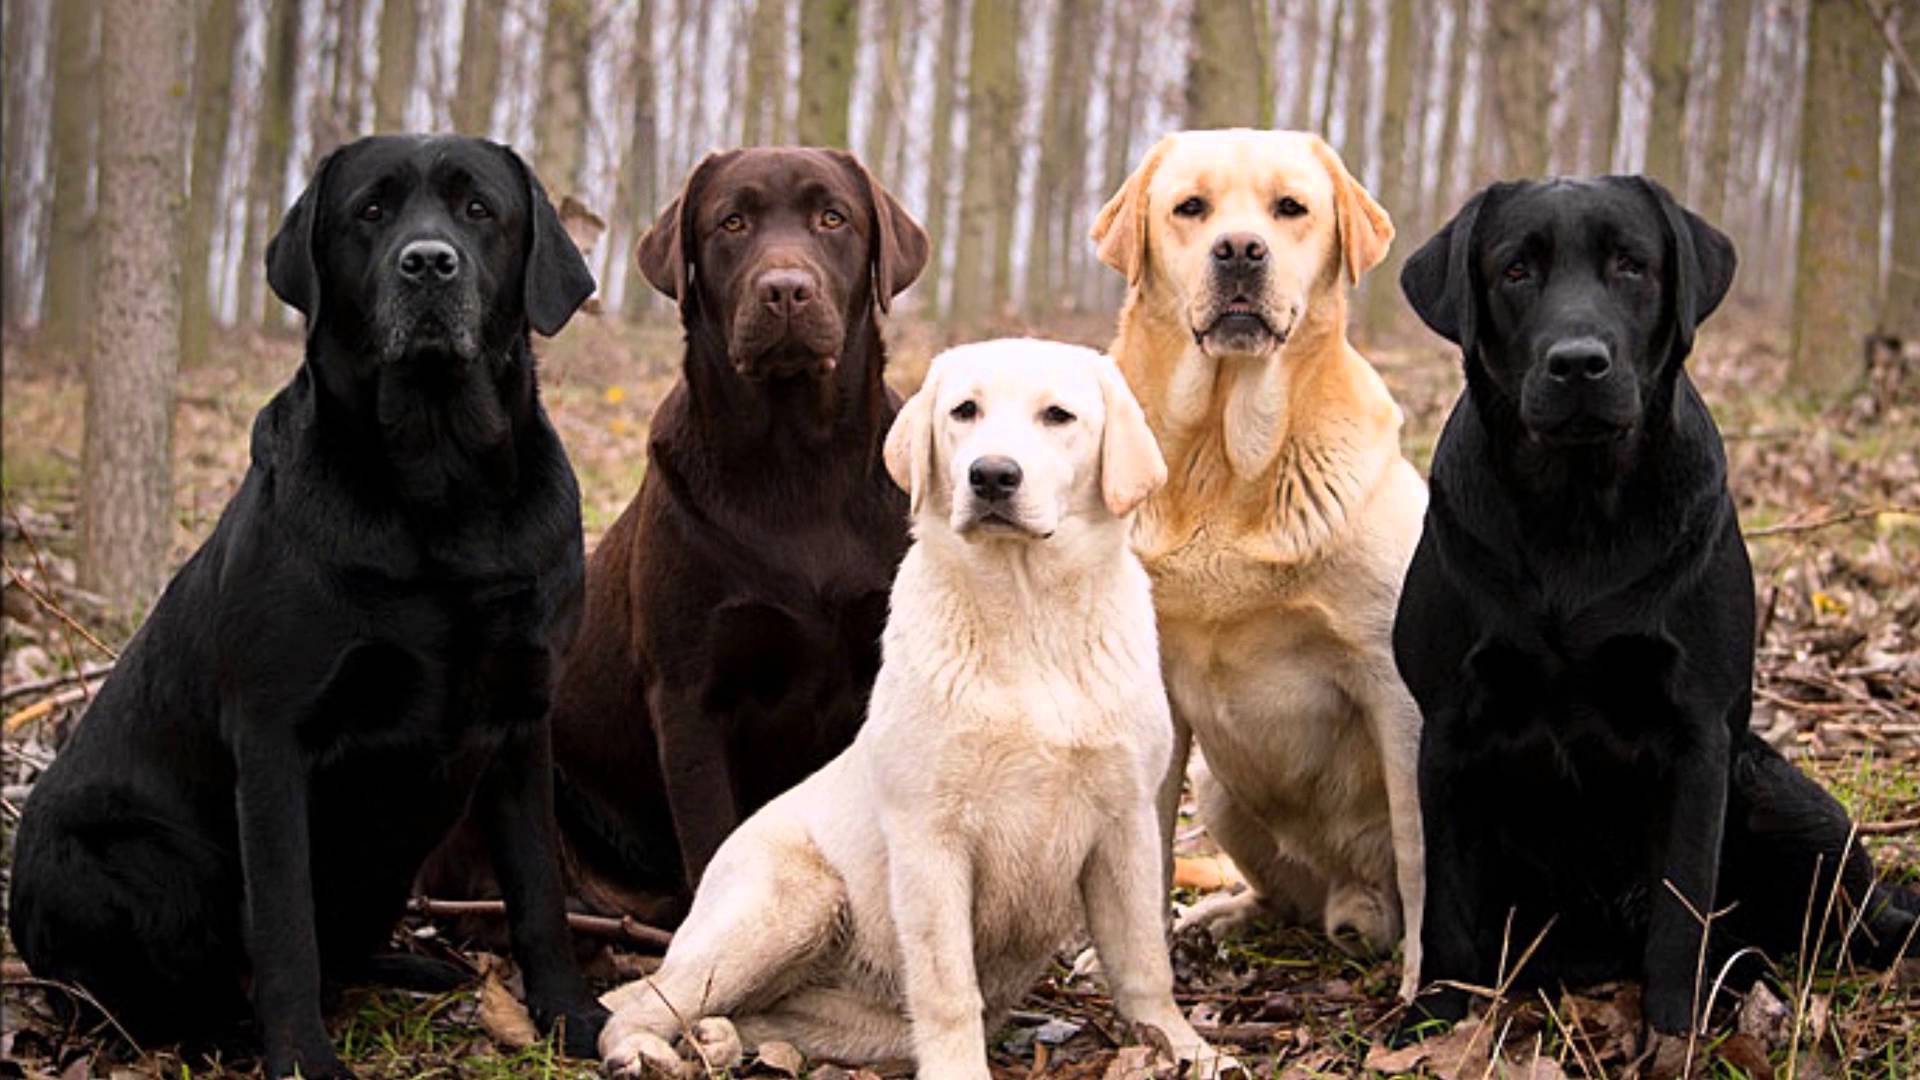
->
[1041,405,1076,425]
[720,213,748,233]
[1502,260,1531,284]
[1173,196,1208,218]
[819,209,847,229]
[357,201,384,223]
[1611,253,1645,278]
[1273,196,1306,218]
[465,198,492,221]
[949,400,979,421]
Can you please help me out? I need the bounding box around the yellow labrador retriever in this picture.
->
[1093,129,1426,997]
[599,339,1233,1078]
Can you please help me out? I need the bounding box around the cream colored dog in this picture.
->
[1092,129,1427,998]
[599,339,1233,1078]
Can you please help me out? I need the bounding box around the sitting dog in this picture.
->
[8,136,606,1077]
[1092,130,1426,991]
[1394,176,1918,1039]
[598,339,1231,1078]
[534,148,927,922]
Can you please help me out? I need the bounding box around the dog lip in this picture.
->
[961,508,1045,538]
[1195,308,1286,346]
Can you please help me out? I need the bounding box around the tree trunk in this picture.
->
[453,0,504,134]
[1789,0,1882,394]
[884,1,924,187]
[620,0,661,322]
[239,0,300,329]
[920,0,966,320]
[1592,0,1628,173]
[1698,0,1751,226]
[1029,0,1092,314]
[1489,0,1550,177]
[1645,0,1693,192]
[1427,0,1471,225]
[1287,0,1322,131]
[1318,0,1344,135]
[43,0,98,350]
[1054,0,1096,309]
[742,0,789,146]
[1362,0,1414,339]
[950,0,1017,324]
[373,0,417,131]
[312,0,366,156]
[181,0,238,368]
[864,0,907,167]
[535,0,591,198]
[1186,0,1271,128]
[1340,0,1371,177]
[84,0,192,614]
[3,0,45,326]
[796,0,856,146]
[1881,3,1920,342]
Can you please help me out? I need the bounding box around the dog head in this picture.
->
[1402,177,1736,447]
[1092,129,1392,358]
[268,135,593,369]
[637,148,928,381]
[883,339,1165,543]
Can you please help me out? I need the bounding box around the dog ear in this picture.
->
[1629,176,1737,360]
[829,151,930,314]
[1096,357,1166,518]
[1309,136,1393,286]
[1091,134,1175,288]
[501,145,597,337]
[637,152,730,309]
[266,148,338,335]
[883,363,939,516]
[1401,185,1497,358]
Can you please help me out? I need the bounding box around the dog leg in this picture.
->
[649,681,742,890]
[887,826,991,1078]
[1175,760,1325,938]
[1155,701,1194,902]
[1084,805,1240,1075]
[1359,670,1427,1001]
[1642,720,1730,1036]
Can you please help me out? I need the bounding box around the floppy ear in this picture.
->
[1091,134,1175,287]
[266,149,338,335]
[500,144,596,336]
[883,364,939,516]
[1096,358,1166,517]
[1309,136,1393,286]
[636,152,729,309]
[1629,175,1737,360]
[1401,185,1497,359]
[829,151,930,314]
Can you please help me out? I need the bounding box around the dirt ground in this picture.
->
[3,305,1917,1078]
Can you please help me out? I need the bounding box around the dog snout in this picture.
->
[756,268,818,320]
[397,239,460,285]
[1210,232,1268,269]
[968,456,1023,502]
[1543,338,1612,383]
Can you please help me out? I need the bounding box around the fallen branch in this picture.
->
[3,681,100,734]
[1744,505,1920,540]
[407,897,674,951]
[1857,818,1920,836]
[1,661,115,703]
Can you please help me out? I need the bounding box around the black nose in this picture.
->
[968,456,1022,501]
[1544,338,1612,382]
[1210,232,1268,267]
[397,239,460,283]
[757,268,818,319]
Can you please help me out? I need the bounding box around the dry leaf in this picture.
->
[1739,981,1792,1046]
[753,1040,804,1077]
[478,971,540,1050]
[1101,1045,1161,1080]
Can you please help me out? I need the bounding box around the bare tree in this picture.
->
[1287,0,1322,131]
[1790,0,1882,392]
[1426,0,1472,225]
[919,0,967,319]
[1031,0,1097,314]
[3,0,45,325]
[1699,0,1753,226]
[374,0,418,131]
[453,0,505,135]
[1489,0,1551,177]
[238,0,301,330]
[1882,2,1919,342]
[1318,0,1345,135]
[537,0,592,198]
[84,0,192,612]
[181,0,238,367]
[1340,0,1371,177]
[43,0,98,350]
[620,0,661,321]
[1593,0,1629,173]
[742,0,790,145]
[1646,0,1694,191]
[1186,0,1272,128]
[949,0,1017,324]
[797,0,857,146]
[1363,0,1414,338]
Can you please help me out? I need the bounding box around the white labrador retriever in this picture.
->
[599,338,1232,1078]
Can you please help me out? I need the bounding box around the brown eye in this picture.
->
[1612,252,1644,278]
[721,213,747,233]
[358,201,384,222]
[465,198,491,220]
[950,400,979,421]
[1174,196,1207,218]
[1042,405,1075,425]
[1274,196,1306,218]
[820,208,847,229]
[1503,260,1531,283]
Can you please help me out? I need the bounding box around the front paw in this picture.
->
[602,1028,689,1080]
[265,1042,356,1080]
[1633,1028,1694,1080]
[1385,988,1467,1048]
[535,998,611,1059]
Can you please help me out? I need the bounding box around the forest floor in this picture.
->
[3,305,1918,1078]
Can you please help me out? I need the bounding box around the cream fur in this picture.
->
[600,339,1233,1078]
[1092,129,1428,1001]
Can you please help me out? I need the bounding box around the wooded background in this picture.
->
[2,0,1918,609]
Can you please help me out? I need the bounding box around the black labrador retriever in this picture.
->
[9,135,606,1077]
[1393,176,1916,1042]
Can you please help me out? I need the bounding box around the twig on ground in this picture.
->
[4,680,102,733]
[1856,818,1920,836]
[1,661,114,703]
[1745,504,1920,540]
[5,494,111,706]
[3,557,119,661]
[407,896,673,951]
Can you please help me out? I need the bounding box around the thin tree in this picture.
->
[1426,0,1472,225]
[1645,0,1694,192]
[1287,0,1322,131]
[1592,0,1629,173]
[1363,0,1414,339]
[1096,0,1147,310]
[1317,0,1345,135]
[1186,0,1272,128]
[536,0,592,198]
[1700,0,1753,226]
[864,0,908,168]
[920,0,966,319]
[1882,3,1919,343]
[797,0,857,146]
[43,0,98,350]
[620,0,661,322]
[181,0,238,367]
[742,0,790,145]
[453,0,504,135]
[3,0,44,326]
[1489,0,1551,177]
[1340,0,1371,178]
[238,0,301,330]
[949,0,1017,323]
[374,0,418,131]
[1789,0,1883,393]
[1030,0,1093,314]
[84,0,193,612]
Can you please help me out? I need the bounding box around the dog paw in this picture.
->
[680,1017,743,1071]
[1322,883,1399,955]
[601,1029,689,1080]
[536,999,611,1059]
[265,1046,357,1080]
[1172,888,1264,939]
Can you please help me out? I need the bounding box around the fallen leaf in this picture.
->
[478,971,539,1050]
[1739,981,1792,1046]
[1716,1032,1775,1078]
[752,1040,804,1077]
[1101,1045,1161,1080]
